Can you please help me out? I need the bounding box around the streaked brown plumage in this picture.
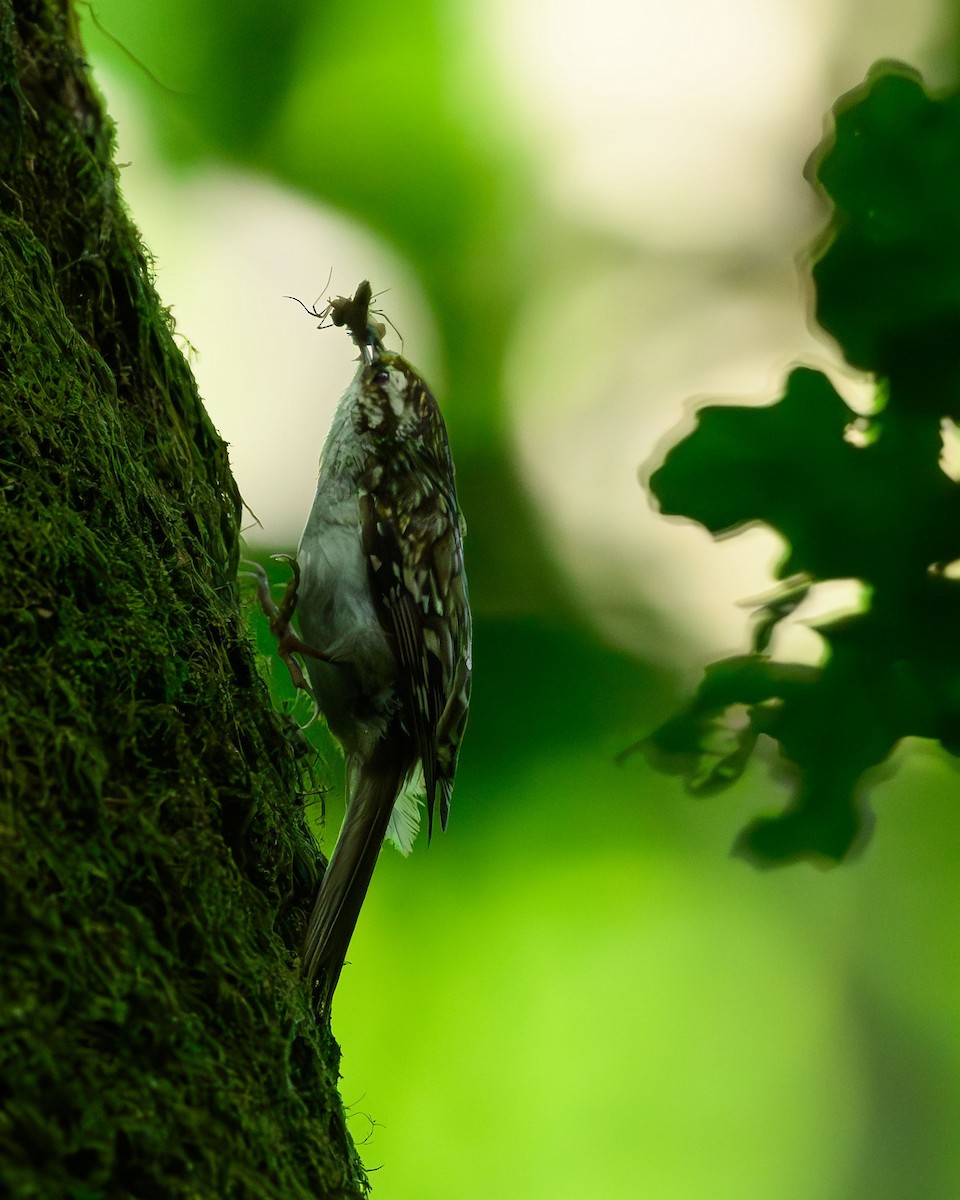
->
[284,284,471,1011]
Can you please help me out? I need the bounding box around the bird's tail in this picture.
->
[302,744,409,1011]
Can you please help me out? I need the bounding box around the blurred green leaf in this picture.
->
[812,63,960,390]
[646,61,960,864]
[82,0,312,154]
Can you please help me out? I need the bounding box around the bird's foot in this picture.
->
[245,555,332,691]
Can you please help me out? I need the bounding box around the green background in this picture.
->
[80,3,960,1195]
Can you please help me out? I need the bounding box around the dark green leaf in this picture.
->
[646,62,960,864]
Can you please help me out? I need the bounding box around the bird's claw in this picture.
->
[244,556,332,691]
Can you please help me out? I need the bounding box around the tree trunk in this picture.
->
[0,2,365,1195]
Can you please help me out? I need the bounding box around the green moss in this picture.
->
[0,2,364,1196]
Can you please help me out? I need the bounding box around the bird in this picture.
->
[269,281,471,1012]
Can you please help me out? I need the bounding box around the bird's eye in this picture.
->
[374,369,389,385]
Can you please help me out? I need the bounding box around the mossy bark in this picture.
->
[0,2,365,1196]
